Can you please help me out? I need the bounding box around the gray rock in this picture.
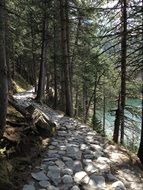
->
[47,185,59,190]
[62,175,73,184]
[112,181,126,190]
[63,157,73,162]
[105,173,118,182]
[48,153,60,158]
[51,142,58,146]
[73,161,83,173]
[23,184,35,190]
[47,166,61,186]
[59,150,66,155]
[62,168,73,175]
[43,158,57,162]
[84,154,95,159]
[89,175,106,188]
[39,180,50,188]
[66,145,82,160]
[58,131,68,136]
[31,171,48,181]
[48,150,58,154]
[48,145,56,149]
[71,185,80,190]
[55,160,65,168]
[65,159,74,169]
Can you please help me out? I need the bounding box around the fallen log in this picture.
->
[26,105,56,134]
[8,96,56,136]
[8,96,31,120]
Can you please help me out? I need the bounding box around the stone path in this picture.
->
[14,91,143,190]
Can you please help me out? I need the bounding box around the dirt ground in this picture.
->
[0,105,51,190]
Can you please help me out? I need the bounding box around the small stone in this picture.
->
[58,131,67,136]
[51,142,58,146]
[112,181,126,190]
[59,145,66,150]
[63,157,73,162]
[39,181,49,188]
[89,175,105,188]
[105,173,118,182]
[95,162,110,173]
[97,157,111,164]
[84,163,98,173]
[73,161,83,173]
[62,168,73,175]
[47,166,61,186]
[66,145,82,160]
[59,150,66,155]
[90,144,102,151]
[23,184,35,190]
[65,159,74,169]
[47,153,60,158]
[71,185,80,190]
[47,185,59,190]
[74,171,88,183]
[84,154,95,159]
[62,175,73,184]
[83,159,92,165]
[55,160,65,168]
[43,158,57,162]
[49,145,56,149]
[31,171,48,181]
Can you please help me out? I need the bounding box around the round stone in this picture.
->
[71,185,80,190]
[62,175,73,184]
[62,168,73,175]
[74,171,88,183]
[112,181,126,190]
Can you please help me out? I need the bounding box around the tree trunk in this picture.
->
[113,94,121,143]
[5,13,12,91]
[53,18,58,109]
[83,80,88,123]
[30,15,37,92]
[74,88,79,117]
[92,75,97,130]
[36,0,49,102]
[103,90,106,134]
[120,0,127,145]
[60,0,73,116]
[0,0,8,138]
[137,0,143,164]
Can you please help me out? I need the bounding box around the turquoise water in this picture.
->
[98,98,142,146]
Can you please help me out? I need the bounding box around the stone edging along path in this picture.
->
[14,92,143,190]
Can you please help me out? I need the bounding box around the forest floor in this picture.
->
[0,90,143,190]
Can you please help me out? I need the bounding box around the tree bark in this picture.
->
[137,0,143,164]
[120,0,127,145]
[113,94,121,143]
[36,0,49,102]
[0,0,8,138]
[92,75,97,130]
[60,0,73,116]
